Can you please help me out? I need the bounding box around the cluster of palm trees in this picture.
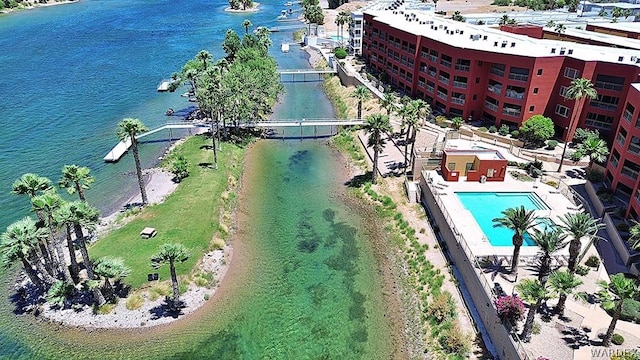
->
[302,0,324,36]
[334,11,350,46]
[228,0,253,11]
[1,167,129,307]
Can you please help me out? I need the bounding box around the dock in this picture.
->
[157,80,172,92]
[281,43,290,52]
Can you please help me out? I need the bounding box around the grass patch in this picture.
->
[125,293,145,310]
[90,135,247,289]
[322,75,349,119]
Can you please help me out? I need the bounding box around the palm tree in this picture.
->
[364,114,392,184]
[558,212,604,274]
[576,135,609,171]
[58,165,94,202]
[151,243,190,307]
[196,50,212,71]
[94,257,131,301]
[450,117,463,130]
[558,78,598,172]
[68,201,100,280]
[516,278,551,342]
[352,86,371,119]
[378,92,398,118]
[335,11,349,45]
[595,274,638,346]
[53,202,80,280]
[548,270,583,317]
[629,220,640,251]
[492,206,537,274]
[46,280,74,308]
[545,20,556,28]
[403,101,420,174]
[530,227,568,285]
[0,217,55,289]
[242,19,252,34]
[12,173,52,198]
[499,14,511,26]
[117,118,149,206]
[555,23,566,38]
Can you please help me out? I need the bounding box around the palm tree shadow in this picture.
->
[149,297,186,319]
[480,257,510,281]
[8,283,43,315]
[345,172,372,188]
[557,323,591,349]
[198,162,214,169]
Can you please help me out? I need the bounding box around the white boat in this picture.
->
[281,43,290,52]
[284,2,293,6]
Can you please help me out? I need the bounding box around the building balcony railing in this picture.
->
[505,92,525,100]
[502,108,521,117]
[488,85,501,95]
[611,158,619,169]
[440,60,451,68]
[508,73,529,82]
[439,75,450,85]
[624,110,633,122]
[418,81,425,88]
[451,97,465,105]
[595,81,623,92]
[429,55,438,62]
[484,101,499,112]
[428,70,436,78]
[622,167,639,180]
[437,91,448,100]
[426,85,434,93]
[453,81,467,89]
[490,68,504,77]
[590,101,618,111]
[617,134,626,146]
[455,64,470,71]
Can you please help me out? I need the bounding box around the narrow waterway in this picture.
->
[0,0,407,358]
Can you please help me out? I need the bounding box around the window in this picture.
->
[473,94,478,100]
[564,67,579,79]
[622,160,640,180]
[508,67,529,82]
[448,163,456,170]
[537,69,543,76]
[624,103,635,122]
[611,150,620,168]
[559,86,569,98]
[555,104,570,118]
[629,136,640,155]
[455,59,470,71]
[490,64,505,77]
[585,112,614,130]
[529,105,535,112]
[595,74,624,91]
[590,94,619,111]
[453,75,467,89]
[533,88,539,94]
[617,128,627,146]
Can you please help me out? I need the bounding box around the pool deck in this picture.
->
[425,169,580,260]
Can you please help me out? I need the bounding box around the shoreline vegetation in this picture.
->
[224,2,259,13]
[0,0,77,14]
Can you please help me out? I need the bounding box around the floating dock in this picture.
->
[281,43,290,52]
[157,80,172,92]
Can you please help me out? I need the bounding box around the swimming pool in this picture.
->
[456,192,550,246]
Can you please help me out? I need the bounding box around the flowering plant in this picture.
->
[494,295,525,325]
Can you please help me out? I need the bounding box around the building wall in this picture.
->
[441,152,507,182]
[586,24,640,40]
[466,158,507,182]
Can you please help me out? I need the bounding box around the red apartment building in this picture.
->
[361,9,640,142]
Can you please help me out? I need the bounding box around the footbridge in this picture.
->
[104,119,363,162]
[278,68,337,82]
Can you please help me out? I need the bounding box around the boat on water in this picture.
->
[277,9,287,20]
[284,1,292,6]
[281,43,290,53]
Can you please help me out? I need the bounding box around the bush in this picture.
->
[333,47,347,59]
[612,333,625,345]
[492,0,511,5]
[586,169,604,182]
[585,255,601,268]
[495,295,526,325]
[438,320,471,357]
[545,181,558,188]
[575,265,590,276]
[478,126,488,132]
[532,321,541,335]
[546,140,558,150]
[488,125,497,133]
[511,130,520,138]
[519,115,555,147]
[125,293,144,310]
[498,124,510,136]
[573,128,599,144]
[427,291,456,322]
[170,155,190,182]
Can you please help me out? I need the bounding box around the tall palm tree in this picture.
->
[364,113,392,184]
[335,11,349,45]
[492,206,538,274]
[351,85,371,119]
[378,92,398,118]
[94,257,131,301]
[595,274,638,347]
[548,270,583,317]
[530,227,568,285]
[558,212,603,274]
[517,278,552,342]
[151,243,190,307]
[12,173,53,198]
[32,191,73,284]
[117,118,149,206]
[53,202,80,280]
[576,135,609,171]
[242,19,252,34]
[68,201,100,280]
[555,23,566,38]
[0,217,55,289]
[403,101,420,174]
[499,14,511,26]
[58,165,94,202]
[195,50,212,71]
[558,78,598,172]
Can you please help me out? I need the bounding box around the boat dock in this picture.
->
[157,80,172,92]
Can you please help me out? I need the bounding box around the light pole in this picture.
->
[557,126,569,173]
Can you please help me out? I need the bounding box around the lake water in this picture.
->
[0,0,401,358]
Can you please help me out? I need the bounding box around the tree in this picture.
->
[450,117,463,130]
[351,85,371,120]
[545,20,555,28]
[53,202,80,280]
[572,128,599,144]
[12,173,53,198]
[58,165,94,202]
[242,19,252,34]
[407,99,429,170]
[378,92,398,117]
[558,78,597,172]
[47,280,74,308]
[629,221,640,251]
[402,101,420,174]
[117,118,149,206]
[499,14,511,26]
[519,115,555,147]
[555,23,566,38]
[492,206,537,274]
[516,278,551,342]
[170,155,190,182]
[363,114,392,184]
[594,274,638,347]
[548,270,583,317]
[94,257,131,301]
[151,243,190,307]
[451,11,465,22]
[574,135,609,171]
[196,50,212,71]
[222,29,242,62]
[530,227,568,285]
[335,11,349,45]
[558,212,604,274]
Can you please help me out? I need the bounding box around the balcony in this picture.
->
[622,166,639,180]
[451,97,465,105]
[505,90,525,100]
[428,70,436,78]
[502,107,521,117]
[455,64,470,71]
[624,110,634,122]
[429,55,438,62]
[595,81,623,91]
[440,60,452,68]
[484,101,499,112]
[488,84,502,95]
[490,68,504,77]
[437,91,448,100]
[590,101,618,111]
[453,81,467,89]
[508,73,529,82]
[439,75,450,85]
[426,85,435,93]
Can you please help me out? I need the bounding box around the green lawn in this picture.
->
[90,135,246,288]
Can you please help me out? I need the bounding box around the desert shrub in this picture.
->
[511,130,520,138]
[438,320,471,357]
[125,293,144,310]
[478,126,488,132]
[546,140,558,150]
[333,47,347,59]
[498,124,510,136]
[204,293,210,301]
[148,283,172,300]
[492,0,511,5]
[212,237,226,250]
[545,181,558,188]
[612,333,625,345]
[179,281,189,295]
[495,295,525,325]
[585,255,600,268]
[93,302,117,315]
[427,291,456,322]
[575,265,590,276]
[488,125,497,133]
[532,321,541,335]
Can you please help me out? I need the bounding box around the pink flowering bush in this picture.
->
[495,295,525,325]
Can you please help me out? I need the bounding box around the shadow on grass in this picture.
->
[345,172,371,188]
[149,297,186,319]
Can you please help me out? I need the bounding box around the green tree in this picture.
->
[595,274,639,347]
[53,202,81,280]
[574,135,609,171]
[196,50,212,71]
[335,11,350,45]
[364,114,392,184]
[519,114,555,147]
[58,165,94,202]
[516,278,551,342]
[117,118,149,206]
[629,221,640,251]
[530,227,568,285]
[94,257,131,301]
[492,206,537,274]
[545,20,555,28]
[499,14,511,26]
[351,85,371,120]
[151,243,190,307]
[242,19,252,34]
[548,270,583,317]
[222,29,242,62]
[558,77,597,172]
[555,23,566,38]
[558,212,604,274]
[378,92,398,117]
[170,155,190,182]
[450,117,463,130]
[402,101,420,174]
[12,173,53,198]
[47,280,74,308]
[451,11,465,22]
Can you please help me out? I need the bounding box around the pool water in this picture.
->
[456,192,550,247]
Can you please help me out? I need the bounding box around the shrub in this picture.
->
[519,115,555,147]
[179,281,189,295]
[585,255,600,268]
[212,237,226,250]
[427,291,456,322]
[545,181,558,188]
[125,293,144,310]
[546,140,558,150]
[586,169,604,182]
[438,320,471,357]
[478,126,488,132]
[333,47,347,59]
[488,125,497,133]
[612,333,625,345]
[498,124,510,136]
[511,130,520,138]
[492,0,511,5]
[170,155,190,182]
[619,298,640,322]
[495,295,525,325]
[532,321,541,335]
[573,128,599,144]
[575,265,590,276]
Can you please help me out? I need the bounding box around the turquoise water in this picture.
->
[456,192,550,246]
